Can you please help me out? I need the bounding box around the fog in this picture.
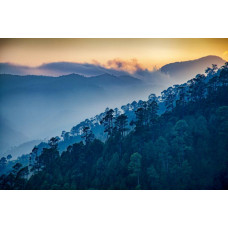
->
[1,55,224,157]
[0,71,172,157]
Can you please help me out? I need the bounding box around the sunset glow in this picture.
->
[0,39,227,70]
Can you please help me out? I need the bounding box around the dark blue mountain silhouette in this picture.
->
[160,55,225,83]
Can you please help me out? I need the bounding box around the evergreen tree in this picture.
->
[100,109,114,137]
[115,114,128,137]
[81,126,95,145]
[128,152,142,188]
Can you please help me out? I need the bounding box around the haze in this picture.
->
[0,39,227,71]
[0,38,227,159]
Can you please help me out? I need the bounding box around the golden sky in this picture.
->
[0,38,227,70]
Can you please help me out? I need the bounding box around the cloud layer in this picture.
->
[0,60,144,77]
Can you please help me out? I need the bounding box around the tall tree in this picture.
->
[128,152,142,187]
[100,109,114,137]
[148,100,159,127]
[30,146,41,173]
[81,126,95,145]
[115,114,128,137]
[39,137,60,169]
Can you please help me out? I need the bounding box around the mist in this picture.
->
[1,55,224,158]
[0,72,171,157]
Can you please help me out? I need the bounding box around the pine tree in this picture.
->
[81,126,95,145]
[128,152,142,187]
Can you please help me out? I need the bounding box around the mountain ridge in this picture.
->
[1,56,226,156]
[160,55,226,83]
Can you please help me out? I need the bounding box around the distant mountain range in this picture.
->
[0,116,28,155]
[39,59,227,160]
[0,55,226,79]
[1,61,227,189]
[0,55,226,157]
[160,55,225,83]
[0,72,152,155]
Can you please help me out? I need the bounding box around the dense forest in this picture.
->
[0,63,228,190]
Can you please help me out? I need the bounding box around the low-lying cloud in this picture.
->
[105,58,146,74]
[0,59,173,94]
[38,61,129,76]
[0,59,154,77]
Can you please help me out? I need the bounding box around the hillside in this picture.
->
[0,62,227,190]
[40,62,226,154]
[1,56,225,156]
[0,73,150,154]
[160,55,226,83]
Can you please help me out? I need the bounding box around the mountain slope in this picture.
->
[0,116,28,153]
[160,55,226,83]
[0,73,148,155]
[1,63,227,190]
[34,62,228,157]
[0,56,226,156]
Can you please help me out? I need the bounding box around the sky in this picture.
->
[0,39,227,72]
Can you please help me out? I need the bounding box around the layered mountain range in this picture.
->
[0,55,226,158]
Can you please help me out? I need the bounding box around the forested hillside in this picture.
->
[0,73,151,154]
[0,55,225,157]
[0,63,227,190]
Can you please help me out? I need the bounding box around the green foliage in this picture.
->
[1,64,228,190]
[128,152,142,186]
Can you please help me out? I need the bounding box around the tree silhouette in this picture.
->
[128,152,142,187]
[100,108,114,137]
[81,126,95,145]
[115,114,128,137]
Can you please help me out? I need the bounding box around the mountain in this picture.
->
[0,56,226,157]
[1,62,227,189]
[4,139,43,160]
[0,116,28,153]
[33,62,228,157]
[88,73,141,87]
[0,62,128,77]
[160,55,226,84]
[0,73,150,156]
